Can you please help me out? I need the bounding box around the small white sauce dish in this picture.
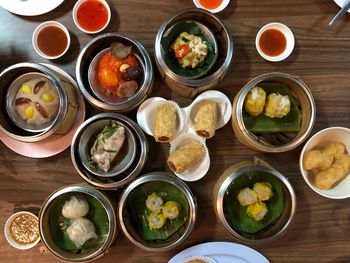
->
[4,211,40,250]
[32,21,70,60]
[193,0,230,13]
[299,127,350,199]
[72,0,111,34]
[255,22,295,62]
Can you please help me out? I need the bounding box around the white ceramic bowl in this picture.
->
[299,127,350,199]
[4,211,40,250]
[255,22,295,62]
[193,0,230,13]
[72,0,111,34]
[32,21,70,60]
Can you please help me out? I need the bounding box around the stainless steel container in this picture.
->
[232,72,316,152]
[0,63,77,142]
[155,8,233,98]
[118,172,197,251]
[39,184,117,262]
[213,157,296,244]
[76,33,153,112]
[71,113,148,190]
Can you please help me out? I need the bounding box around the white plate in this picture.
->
[168,242,269,263]
[0,0,64,16]
[0,64,86,158]
[334,0,350,13]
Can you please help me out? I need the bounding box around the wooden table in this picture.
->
[1,0,350,262]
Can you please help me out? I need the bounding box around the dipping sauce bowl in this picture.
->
[256,22,295,62]
[193,0,230,13]
[32,21,70,60]
[73,0,111,34]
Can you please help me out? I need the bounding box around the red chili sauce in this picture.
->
[259,29,287,57]
[77,0,108,32]
[37,26,68,57]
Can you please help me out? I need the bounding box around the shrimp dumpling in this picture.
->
[66,218,97,247]
[62,196,89,219]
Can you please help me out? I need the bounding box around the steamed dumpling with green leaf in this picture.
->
[244,86,266,117]
[253,182,273,201]
[66,218,97,247]
[237,187,258,206]
[146,193,163,213]
[246,202,268,221]
[264,93,291,118]
[62,196,89,219]
[148,212,167,230]
[90,121,125,172]
[162,201,181,220]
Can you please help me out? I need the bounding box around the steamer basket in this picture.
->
[213,157,296,244]
[39,184,117,262]
[155,8,233,98]
[232,72,316,152]
[118,172,197,251]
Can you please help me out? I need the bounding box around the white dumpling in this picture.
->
[66,218,97,247]
[62,196,89,219]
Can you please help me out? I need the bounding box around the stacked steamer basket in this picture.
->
[71,113,148,190]
[155,8,233,98]
[76,33,153,112]
[137,90,232,181]
[0,63,78,142]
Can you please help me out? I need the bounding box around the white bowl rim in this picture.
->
[255,22,295,62]
[192,0,230,13]
[299,126,350,199]
[32,21,71,60]
[72,0,111,34]
[4,211,40,250]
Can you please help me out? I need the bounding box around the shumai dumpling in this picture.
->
[145,193,163,213]
[237,187,258,206]
[253,182,273,201]
[162,201,181,220]
[148,212,166,230]
[66,218,97,247]
[264,93,290,118]
[62,196,89,219]
[246,202,268,221]
[244,86,266,116]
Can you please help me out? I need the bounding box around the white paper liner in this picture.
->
[182,256,217,263]
[136,98,184,143]
[168,133,210,182]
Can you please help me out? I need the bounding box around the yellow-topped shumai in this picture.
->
[246,201,268,221]
[253,182,273,201]
[244,87,266,117]
[145,193,163,213]
[237,187,258,206]
[148,212,167,230]
[162,201,181,220]
[264,93,291,118]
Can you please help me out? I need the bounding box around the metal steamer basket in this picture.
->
[118,172,197,251]
[76,33,153,112]
[213,158,296,244]
[0,63,77,142]
[232,72,316,153]
[155,8,233,98]
[39,184,117,262]
[71,113,148,190]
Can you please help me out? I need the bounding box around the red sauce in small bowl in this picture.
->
[37,26,68,57]
[259,29,286,57]
[77,0,109,32]
[198,0,223,10]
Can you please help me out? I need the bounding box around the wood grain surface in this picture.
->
[1,0,350,262]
